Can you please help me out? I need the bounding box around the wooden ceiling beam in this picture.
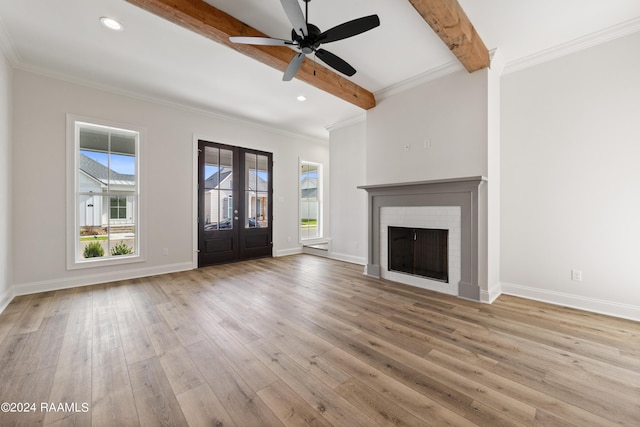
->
[125,0,376,110]
[408,0,490,72]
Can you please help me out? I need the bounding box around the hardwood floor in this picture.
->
[0,254,638,426]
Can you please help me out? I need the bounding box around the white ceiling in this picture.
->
[1,0,640,140]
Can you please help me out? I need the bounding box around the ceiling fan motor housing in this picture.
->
[292,24,322,54]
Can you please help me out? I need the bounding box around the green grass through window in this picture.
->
[80,235,108,241]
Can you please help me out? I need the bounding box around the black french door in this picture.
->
[198,140,273,267]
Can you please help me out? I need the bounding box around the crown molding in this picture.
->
[0,16,20,66]
[504,17,640,75]
[13,63,329,143]
[374,60,465,101]
[325,113,366,133]
[374,49,502,102]
[374,18,640,98]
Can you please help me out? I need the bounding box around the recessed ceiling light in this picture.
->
[100,17,124,31]
[297,95,307,102]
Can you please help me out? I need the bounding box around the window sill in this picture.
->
[67,254,145,271]
[300,237,330,245]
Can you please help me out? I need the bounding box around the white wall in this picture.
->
[363,70,497,299]
[486,51,504,302]
[11,70,328,293]
[0,48,12,311]
[501,32,640,320]
[366,70,488,185]
[329,119,367,264]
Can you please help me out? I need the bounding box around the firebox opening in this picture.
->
[388,226,448,283]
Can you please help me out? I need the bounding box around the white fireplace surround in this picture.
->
[380,206,461,295]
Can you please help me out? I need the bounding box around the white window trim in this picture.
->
[299,159,323,243]
[66,114,146,270]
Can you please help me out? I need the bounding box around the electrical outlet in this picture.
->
[571,269,582,282]
[162,248,169,256]
[403,143,411,151]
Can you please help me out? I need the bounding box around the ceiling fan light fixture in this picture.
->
[100,17,124,31]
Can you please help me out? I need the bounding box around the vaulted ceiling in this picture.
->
[122,0,490,110]
[1,0,639,139]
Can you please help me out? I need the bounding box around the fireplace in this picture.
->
[359,177,486,301]
[380,206,460,295]
[388,227,448,282]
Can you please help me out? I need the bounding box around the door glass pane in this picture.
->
[245,153,257,191]
[204,147,233,230]
[245,153,269,228]
[256,192,268,227]
[245,153,256,227]
[257,155,269,187]
[245,191,256,228]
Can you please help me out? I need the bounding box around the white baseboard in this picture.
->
[328,252,366,266]
[274,247,303,257]
[13,262,195,297]
[501,282,640,322]
[481,285,502,304]
[0,285,15,314]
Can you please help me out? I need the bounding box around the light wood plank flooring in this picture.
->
[0,255,638,426]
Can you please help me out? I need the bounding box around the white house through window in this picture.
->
[71,120,140,263]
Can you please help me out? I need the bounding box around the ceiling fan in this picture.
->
[230,0,380,81]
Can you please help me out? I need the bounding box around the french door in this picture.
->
[198,140,273,267]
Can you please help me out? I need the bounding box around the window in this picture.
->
[110,196,127,219]
[67,117,142,267]
[300,161,321,240]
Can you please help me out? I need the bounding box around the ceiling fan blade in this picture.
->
[315,49,356,77]
[229,36,294,46]
[283,52,305,81]
[319,15,380,44]
[280,0,308,37]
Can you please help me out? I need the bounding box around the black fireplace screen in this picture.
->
[388,226,448,282]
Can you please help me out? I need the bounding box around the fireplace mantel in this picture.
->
[358,176,487,301]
